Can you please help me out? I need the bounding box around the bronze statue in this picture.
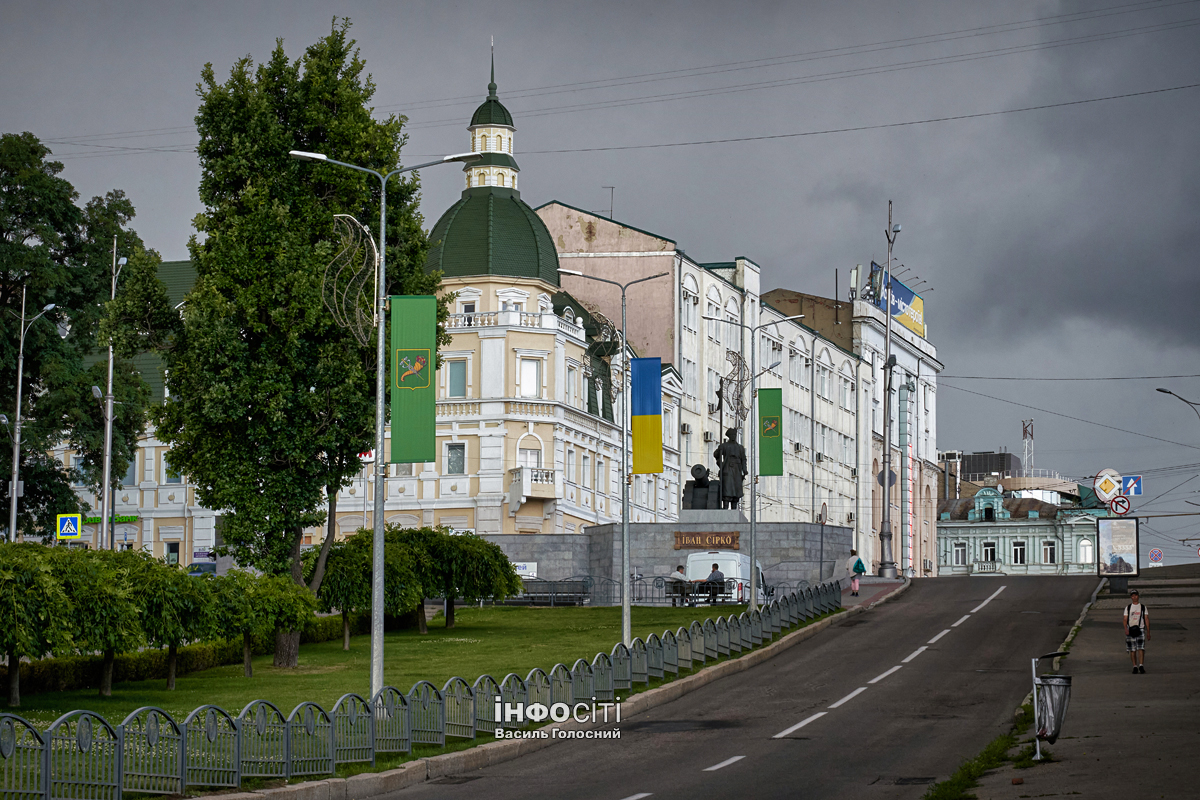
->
[713,427,747,509]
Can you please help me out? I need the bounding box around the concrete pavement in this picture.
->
[973,565,1200,800]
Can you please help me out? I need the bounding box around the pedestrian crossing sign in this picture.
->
[56,513,82,540]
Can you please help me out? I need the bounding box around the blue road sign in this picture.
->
[1122,475,1143,496]
[56,513,82,539]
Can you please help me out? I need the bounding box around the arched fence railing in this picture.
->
[0,582,844,795]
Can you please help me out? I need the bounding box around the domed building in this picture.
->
[400,61,683,546]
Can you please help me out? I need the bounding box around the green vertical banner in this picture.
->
[759,388,783,476]
[390,296,437,463]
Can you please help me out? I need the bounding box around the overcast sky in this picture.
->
[4,0,1199,561]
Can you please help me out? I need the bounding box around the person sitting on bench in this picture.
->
[693,563,725,603]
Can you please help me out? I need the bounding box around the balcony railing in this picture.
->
[445,312,586,341]
[507,467,562,510]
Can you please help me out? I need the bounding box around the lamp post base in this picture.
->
[878,563,899,579]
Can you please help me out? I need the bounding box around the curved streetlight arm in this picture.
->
[1157,387,1200,425]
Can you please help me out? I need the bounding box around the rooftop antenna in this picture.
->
[1022,419,1034,474]
[603,186,614,219]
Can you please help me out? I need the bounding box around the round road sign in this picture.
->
[1149,548,1163,563]
[1095,468,1123,504]
[1110,495,1131,515]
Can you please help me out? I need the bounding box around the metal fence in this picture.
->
[0,582,843,798]
[512,575,770,607]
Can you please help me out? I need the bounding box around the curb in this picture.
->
[224,580,912,798]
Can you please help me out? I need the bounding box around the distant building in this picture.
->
[762,288,942,578]
[937,487,1103,576]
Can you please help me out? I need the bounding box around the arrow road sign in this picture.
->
[1122,475,1143,496]
[1110,495,1131,516]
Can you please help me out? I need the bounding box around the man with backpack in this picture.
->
[847,549,867,597]
[1124,589,1150,673]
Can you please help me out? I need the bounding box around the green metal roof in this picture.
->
[425,187,559,286]
[467,152,520,170]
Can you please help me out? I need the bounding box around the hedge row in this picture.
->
[0,611,378,696]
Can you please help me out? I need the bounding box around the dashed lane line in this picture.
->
[869,665,903,684]
[951,614,971,627]
[971,585,1008,613]
[928,629,951,644]
[772,712,828,739]
[703,756,745,772]
[618,794,653,800]
[828,687,869,709]
[902,646,927,663]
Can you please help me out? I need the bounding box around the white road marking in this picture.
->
[951,614,971,627]
[869,665,903,684]
[928,629,951,644]
[703,756,745,772]
[971,585,1008,613]
[828,687,868,708]
[618,794,653,800]
[773,712,828,738]
[902,646,928,663]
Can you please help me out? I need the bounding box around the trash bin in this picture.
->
[1035,674,1072,743]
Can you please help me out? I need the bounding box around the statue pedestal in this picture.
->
[678,509,748,524]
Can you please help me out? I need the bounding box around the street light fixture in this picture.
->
[701,313,803,612]
[290,148,481,698]
[878,202,901,579]
[1156,388,1200,425]
[7,288,56,542]
[559,268,670,646]
[99,247,128,551]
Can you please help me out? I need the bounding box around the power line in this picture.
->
[939,382,1200,452]
[939,373,1200,381]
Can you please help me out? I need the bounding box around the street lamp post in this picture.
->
[290,149,480,698]
[878,201,901,579]
[6,287,56,542]
[1156,388,1200,426]
[559,269,669,646]
[100,242,128,551]
[702,313,802,612]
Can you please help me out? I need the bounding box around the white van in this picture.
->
[684,551,768,604]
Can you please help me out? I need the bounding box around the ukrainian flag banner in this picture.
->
[631,357,663,474]
[759,388,783,476]
[390,296,437,464]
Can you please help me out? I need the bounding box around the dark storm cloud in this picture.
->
[3,0,1199,556]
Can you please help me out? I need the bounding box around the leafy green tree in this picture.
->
[310,540,369,650]
[430,532,522,628]
[130,553,213,689]
[213,570,316,676]
[0,542,71,706]
[0,131,152,537]
[46,547,143,696]
[154,20,443,666]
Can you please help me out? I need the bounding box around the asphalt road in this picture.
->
[391,576,1098,800]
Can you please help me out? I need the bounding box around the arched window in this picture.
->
[499,173,506,187]
[1078,538,1094,564]
[507,135,513,153]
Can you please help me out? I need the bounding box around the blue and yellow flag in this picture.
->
[630,358,663,474]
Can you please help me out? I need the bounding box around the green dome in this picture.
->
[424,187,559,286]
[471,60,514,128]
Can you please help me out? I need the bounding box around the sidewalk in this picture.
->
[972,571,1199,799]
[841,579,903,608]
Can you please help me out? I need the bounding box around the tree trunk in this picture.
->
[7,648,19,707]
[308,489,339,596]
[342,609,350,651]
[243,631,253,678]
[166,644,178,690]
[415,598,428,635]
[273,629,301,668]
[445,595,456,628]
[99,649,115,697]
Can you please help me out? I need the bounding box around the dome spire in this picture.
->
[489,37,497,97]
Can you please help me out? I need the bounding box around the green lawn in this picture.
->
[9,604,751,729]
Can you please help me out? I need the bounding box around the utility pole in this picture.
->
[878,202,901,578]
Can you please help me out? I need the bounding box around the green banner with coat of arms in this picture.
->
[390,296,437,463]
[759,388,783,476]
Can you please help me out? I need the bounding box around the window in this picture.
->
[595,457,605,492]
[788,351,802,384]
[816,365,830,399]
[1043,541,1057,564]
[519,358,541,398]
[707,369,720,412]
[166,542,179,565]
[840,377,852,409]
[121,459,137,486]
[683,359,698,399]
[662,406,674,445]
[446,443,465,475]
[519,448,541,469]
[499,173,506,187]
[461,301,476,321]
[682,291,698,331]
[707,300,721,342]
[165,463,182,485]
[1078,538,1094,564]
[1012,540,1026,565]
[582,455,591,488]
[567,366,578,407]
[566,449,576,483]
[448,360,467,398]
[984,506,995,522]
[983,542,997,562]
[953,542,967,566]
